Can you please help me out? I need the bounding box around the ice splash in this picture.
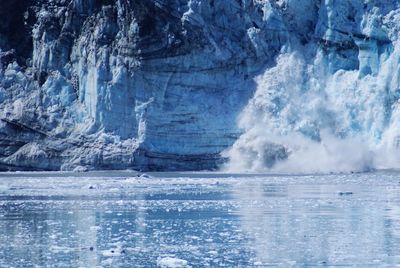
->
[224,45,400,173]
[225,130,375,174]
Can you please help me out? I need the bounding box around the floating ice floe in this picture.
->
[157,257,191,268]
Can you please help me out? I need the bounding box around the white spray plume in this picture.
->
[224,44,400,174]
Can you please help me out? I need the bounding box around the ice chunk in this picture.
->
[157,257,190,268]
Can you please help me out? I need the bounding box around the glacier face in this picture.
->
[1,0,400,171]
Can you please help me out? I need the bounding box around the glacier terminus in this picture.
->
[1,0,400,172]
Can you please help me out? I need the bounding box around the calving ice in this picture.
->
[226,3,400,173]
[2,2,400,268]
[0,0,400,172]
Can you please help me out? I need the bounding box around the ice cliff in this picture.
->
[1,0,400,172]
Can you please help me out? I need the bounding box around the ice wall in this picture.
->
[1,0,400,171]
[0,0,288,171]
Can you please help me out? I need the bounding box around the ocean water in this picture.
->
[0,171,399,267]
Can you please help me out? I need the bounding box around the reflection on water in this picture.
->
[0,171,400,267]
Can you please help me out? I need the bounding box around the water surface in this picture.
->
[0,171,400,267]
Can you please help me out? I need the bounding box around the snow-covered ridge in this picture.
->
[1,0,400,171]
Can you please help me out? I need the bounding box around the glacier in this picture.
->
[1,0,400,171]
